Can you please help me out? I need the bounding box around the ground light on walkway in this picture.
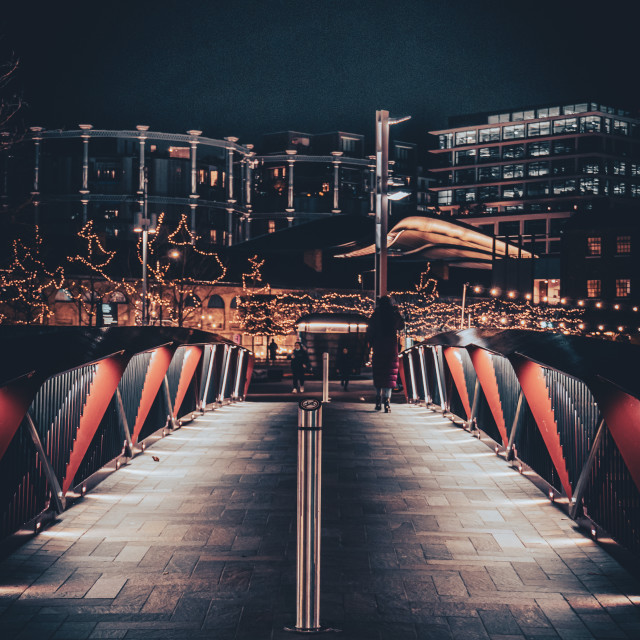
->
[0,401,639,639]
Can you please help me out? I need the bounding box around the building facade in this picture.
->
[3,125,421,245]
[429,102,640,301]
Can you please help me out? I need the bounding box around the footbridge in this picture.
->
[0,326,639,639]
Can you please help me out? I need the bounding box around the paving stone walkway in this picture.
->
[1,400,640,639]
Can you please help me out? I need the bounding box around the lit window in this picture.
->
[587,237,602,256]
[478,127,500,143]
[612,182,626,196]
[616,236,631,254]
[478,146,501,162]
[503,124,525,140]
[210,170,219,186]
[210,229,217,243]
[616,279,631,297]
[528,162,549,177]
[268,220,276,234]
[502,184,524,199]
[613,120,629,135]
[553,118,578,135]
[579,178,600,195]
[198,169,206,183]
[503,164,524,180]
[438,190,452,205]
[579,116,601,133]
[455,130,477,146]
[527,121,551,137]
[168,146,190,159]
[587,279,601,298]
[439,133,453,149]
[612,161,626,175]
[478,166,500,182]
[528,142,550,157]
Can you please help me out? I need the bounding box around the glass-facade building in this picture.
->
[429,102,640,260]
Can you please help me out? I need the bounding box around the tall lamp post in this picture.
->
[460,282,470,329]
[374,110,411,301]
[133,167,157,325]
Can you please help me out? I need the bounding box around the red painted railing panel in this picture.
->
[510,355,572,498]
[443,347,472,419]
[63,355,127,493]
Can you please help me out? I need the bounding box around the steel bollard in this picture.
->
[322,352,330,403]
[285,399,337,634]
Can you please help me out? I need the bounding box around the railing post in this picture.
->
[24,412,66,514]
[162,375,178,430]
[569,418,606,519]
[419,346,431,406]
[218,345,231,403]
[322,352,330,403]
[115,388,134,455]
[232,349,245,400]
[408,349,418,404]
[200,344,216,411]
[286,399,336,634]
[506,391,524,461]
[432,346,446,411]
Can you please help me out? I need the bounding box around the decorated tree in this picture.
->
[141,213,226,327]
[0,226,64,324]
[66,221,130,325]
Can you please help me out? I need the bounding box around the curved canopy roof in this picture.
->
[336,215,534,268]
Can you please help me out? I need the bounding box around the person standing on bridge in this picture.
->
[290,340,310,393]
[367,295,405,412]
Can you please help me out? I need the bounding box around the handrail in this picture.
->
[0,327,254,541]
[399,328,640,556]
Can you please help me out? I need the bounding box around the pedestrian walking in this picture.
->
[268,338,278,363]
[290,341,310,393]
[336,346,354,391]
[367,295,405,412]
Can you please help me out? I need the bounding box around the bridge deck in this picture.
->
[1,400,639,639]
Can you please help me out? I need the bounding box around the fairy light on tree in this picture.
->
[140,213,227,327]
[0,226,64,324]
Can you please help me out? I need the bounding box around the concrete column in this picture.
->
[136,125,149,194]
[368,155,376,215]
[331,151,342,213]
[226,207,234,246]
[286,149,296,212]
[224,136,238,203]
[30,126,44,224]
[79,124,92,223]
[187,130,201,236]
[244,146,254,210]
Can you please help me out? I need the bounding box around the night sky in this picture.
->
[3,0,639,146]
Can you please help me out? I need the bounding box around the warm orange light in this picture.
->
[508,291,515,298]
[525,293,532,300]
[578,300,584,306]
[474,286,481,293]
[490,288,498,296]
[579,323,585,329]
[596,302,602,308]
[170,250,180,259]
[598,325,604,331]
[542,296,548,302]
[614,304,620,310]
[560,298,566,304]
[618,326,624,332]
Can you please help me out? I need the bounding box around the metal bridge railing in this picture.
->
[399,329,640,556]
[0,327,254,541]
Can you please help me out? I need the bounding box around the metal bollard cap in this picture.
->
[298,398,322,429]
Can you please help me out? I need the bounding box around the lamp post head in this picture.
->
[389,115,412,126]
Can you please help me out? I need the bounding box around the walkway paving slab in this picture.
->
[0,401,639,639]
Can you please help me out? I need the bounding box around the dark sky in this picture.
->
[3,0,638,146]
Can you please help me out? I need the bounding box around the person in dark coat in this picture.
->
[367,295,405,412]
[268,339,278,362]
[290,341,310,393]
[336,346,354,391]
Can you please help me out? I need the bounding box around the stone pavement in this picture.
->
[1,400,640,639]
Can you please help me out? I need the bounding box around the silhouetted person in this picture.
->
[367,296,404,412]
[290,341,310,393]
[268,339,278,363]
[336,346,354,391]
